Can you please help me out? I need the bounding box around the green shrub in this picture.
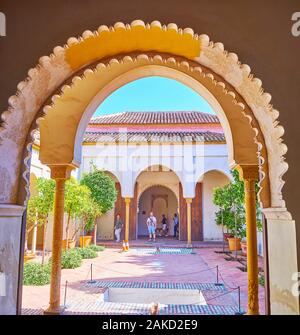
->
[259,274,265,287]
[87,244,105,252]
[76,247,98,259]
[23,262,51,286]
[61,248,82,269]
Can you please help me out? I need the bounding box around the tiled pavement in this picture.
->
[22,244,265,315]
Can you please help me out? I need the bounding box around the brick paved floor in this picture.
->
[22,244,265,315]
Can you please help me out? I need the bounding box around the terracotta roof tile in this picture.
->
[90,111,219,125]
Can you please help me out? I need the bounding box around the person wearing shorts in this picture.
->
[146,212,157,242]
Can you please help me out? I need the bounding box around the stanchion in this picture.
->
[215,265,223,287]
[87,263,96,284]
[63,280,68,308]
[234,286,245,315]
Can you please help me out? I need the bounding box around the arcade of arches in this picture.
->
[0,20,299,316]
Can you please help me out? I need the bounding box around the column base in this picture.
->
[44,305,65,315]
[186,243,193,248]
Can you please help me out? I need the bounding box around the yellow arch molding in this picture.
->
[66,21,201,69]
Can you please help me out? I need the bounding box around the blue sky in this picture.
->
[94,76,214,116]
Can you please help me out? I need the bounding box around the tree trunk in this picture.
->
[31,211,38,255]
[42,218,48,265]
[65,209,71,250]
[93,221,97,245]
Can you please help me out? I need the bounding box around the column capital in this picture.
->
[185,198,193,204]
[236,164,259,181]
[124,197,132,204]
[48,164,75,180]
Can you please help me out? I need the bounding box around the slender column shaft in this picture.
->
[31,211,38,255]
[125,198,131,242]
[244,178,259,315]
[45,164,73,315]
[47,178,66,313]
[186,198,193,247]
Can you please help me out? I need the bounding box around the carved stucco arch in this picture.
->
[137,184,179,205]
[196,168,232,183]
[135,164,181,201]
[0,20,288,218]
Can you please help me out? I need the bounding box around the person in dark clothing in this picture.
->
[173,213,179,238]
[114,214,123,242]
[161,214,168,237]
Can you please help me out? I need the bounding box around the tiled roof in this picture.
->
[90,111,219,125]
[83,131,225,143]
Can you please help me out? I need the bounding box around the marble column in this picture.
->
[124,197,131,242]
[44,165,73,315]
[186,198,193,247]
[237,165,259,315]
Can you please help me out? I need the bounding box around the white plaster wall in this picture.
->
[97,209,115,240]
[0,206,24,315]
[202,170,231,240]
[81,142,230,199]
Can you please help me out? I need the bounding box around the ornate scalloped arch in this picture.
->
[0,20,288,215]
[137,184,179,205]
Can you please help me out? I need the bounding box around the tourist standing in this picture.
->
[114,214,123,242]
[161,214,168,237]
[173,213,179,238]
[146,211,157,242]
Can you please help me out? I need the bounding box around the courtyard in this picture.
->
[22,244,265,315]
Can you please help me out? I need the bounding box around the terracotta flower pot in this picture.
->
[68,240,76,249]
[62,239,76,250]
[241,241,247,255]
[228,237,241,251]
[223,233,234,241]
[24,253,35,262]
[79,236,92,248]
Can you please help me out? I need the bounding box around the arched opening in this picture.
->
[137,185,179,238]
[0,20,297,316]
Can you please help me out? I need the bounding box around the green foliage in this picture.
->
[23,262,51,286]
[80,197,102,233]
[213,169,262,239]
[61,248,83,269]
[27,178,55,231]
[65,178,91,220]
[76,247,98,259]
[81,168,117,214]
[64,178,102,237]
[259,274,265,287]
[87,244,105,252]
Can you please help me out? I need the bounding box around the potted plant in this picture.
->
[224,207,245,252]
[80,167,117,245]
[63,178,88,250]
[213,169,262,253]
[240,208,263,255]
[77,196,100,248]
[241,238,247,254]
